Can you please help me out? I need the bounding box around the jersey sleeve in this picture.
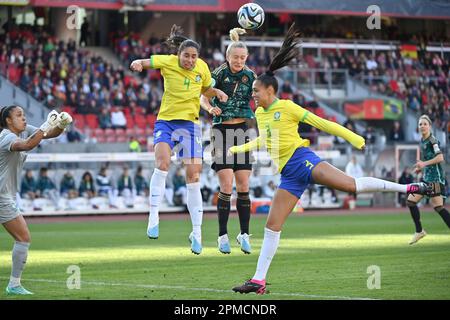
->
[24,125,39,137]
[229,136,263,154]
[430,136,443,155]
[291,102,365,150]
[0,132,19,152]
[149,55,172,70]
[211,65,223,88]
[201,60,212,89]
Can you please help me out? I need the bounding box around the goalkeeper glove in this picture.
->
[39,110,59,135]
[57,112,73,129]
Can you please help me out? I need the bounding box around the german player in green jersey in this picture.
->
[406,114,449,245]
[230,24,433,295]
[200,28,256,255]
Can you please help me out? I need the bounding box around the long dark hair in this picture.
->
[0,105,18,133]
[257,23,302,93]
[165,24,200,55]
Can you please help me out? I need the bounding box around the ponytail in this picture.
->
[257,23,302,93]
[226,28,248,58]
[165,24,200,54]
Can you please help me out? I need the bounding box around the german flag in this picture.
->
[400,44,418,59]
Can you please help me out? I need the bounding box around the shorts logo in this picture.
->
[195,75,201,82]
[155,130,162,138]
[304,160,314,170]
[274,112,281,121]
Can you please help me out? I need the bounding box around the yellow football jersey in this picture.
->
[150,55,212,123]
[230,99,365,172]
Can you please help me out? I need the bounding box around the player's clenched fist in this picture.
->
[130,60,143,72]
[57,112,73,129]
[39,110,59,133]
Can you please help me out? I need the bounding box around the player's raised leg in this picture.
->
[233,188,298,294]
[311,161,431,195]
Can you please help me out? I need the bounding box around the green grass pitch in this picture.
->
[1,212,449,300]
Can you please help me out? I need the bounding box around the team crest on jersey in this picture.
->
[195,75,201,82]
[242,75,249,83]
[274,111,281,121]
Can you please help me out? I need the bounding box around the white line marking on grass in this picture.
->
[0,277,379,300]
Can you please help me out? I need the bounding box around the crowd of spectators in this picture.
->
[314,50,449,131]
[1,22,448,143]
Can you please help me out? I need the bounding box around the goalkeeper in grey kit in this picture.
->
[0,105,72,295]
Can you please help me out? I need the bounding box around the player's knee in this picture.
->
[342,179,356,193]
[236,182,249,193]
[434,205,444,213]
[155,160,170,172]
[16,232,31,243]
[265,222,282,232]
[220,182,233,194]
[406,200,417,208]
[186,172,200,184]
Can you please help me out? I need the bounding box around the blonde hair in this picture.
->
[226,28,248,58]
[419,114,432,125]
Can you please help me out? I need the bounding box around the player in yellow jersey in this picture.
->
[130,25,228,255]
[230,24,432,294]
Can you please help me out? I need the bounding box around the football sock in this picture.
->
[355,177,407,193]
[148,168,168,229]
[9,241,30,288]
[236,192,251,235]
[407,202,423,233]
[187,182,203,241]
[217,192,231,236]
[253,228,281,281]
[435,206,450,229]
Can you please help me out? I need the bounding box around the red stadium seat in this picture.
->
[125,128,135,137]
[85,114,99,129]
[104,128,115,137]
[123,107,131,116]
[135,115,147,129]
[95,135,107,143]
[135,127,145,135]
[115,128,125,137]
[314,108,326,118]
[62,106,74,114]
[93,128,104,138]
[106,135,116,143]
[125,115,135,128]
[116,135,128,143]
[72,114,85,129]
[145,127,154,136]
[328,115,337,123]
[146,114,157,128]
[137,136,147,146]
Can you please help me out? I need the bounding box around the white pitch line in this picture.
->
[0,277,379,300]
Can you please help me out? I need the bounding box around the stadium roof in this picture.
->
[257,0,450,20]
[29,0,248,12]
[25,0,450,18]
